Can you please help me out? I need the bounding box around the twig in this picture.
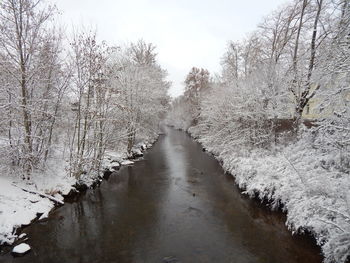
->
[316,218,346,233]
[11,183,64,205]
[282,153,307,187]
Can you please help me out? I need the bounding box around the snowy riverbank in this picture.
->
[0,141,154,250]
[188,126,350,263]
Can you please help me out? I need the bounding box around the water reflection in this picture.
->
[0,128,322,263]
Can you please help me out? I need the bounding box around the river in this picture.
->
[0,128,322,263]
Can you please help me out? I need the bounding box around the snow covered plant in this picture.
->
[0,0,170,183]
[277,129,350,263]
[0,0,170,243]
[67,36,170,179]
[0,0,69,179]
[168,0,350,262]
[108,40,170,155]
[312,1,350,174]
[165,67,210,131]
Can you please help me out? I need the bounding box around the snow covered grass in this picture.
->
[0,139,156,248]
[189,126,350,263]
[0,176,55,245]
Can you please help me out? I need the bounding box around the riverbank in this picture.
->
[0,127,323,263]
[0,140,155,251]
[187,126,350,263]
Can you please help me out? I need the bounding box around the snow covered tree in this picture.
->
[68,30,112,178]
[221,41,241,83]
[108,40,170,155]
[183,67,210,125]
[312,0,350,173]
[0,0,68,178]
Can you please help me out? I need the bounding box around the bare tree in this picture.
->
[0,0,65,177]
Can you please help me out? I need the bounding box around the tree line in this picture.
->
[166,2,349,261]
[0,0,170,180]
[168,0,349,171]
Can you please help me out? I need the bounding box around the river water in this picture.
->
[1,128,322,263]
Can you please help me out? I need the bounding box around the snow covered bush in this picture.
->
[0,0,170,181]
[168,1,350,262]
[0,0,170,245]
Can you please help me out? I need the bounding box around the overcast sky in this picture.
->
[51,0,286,97]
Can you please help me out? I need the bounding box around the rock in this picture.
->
[12,243,31,256]
[90,180,101,188]
[103,170,113,179]
[62,187,78,198]
[110,162,120,171]
[74,182,88,192]
[111,165,120,171]
[131,148,143,158]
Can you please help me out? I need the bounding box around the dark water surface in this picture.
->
[1,128,322,263]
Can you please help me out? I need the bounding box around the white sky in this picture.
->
[51,0,286,97]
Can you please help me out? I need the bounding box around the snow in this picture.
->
[104,151,125,163]
[0,141,152,247]
[102,151,123,171]
[38,212,49,221]
[0,159,78,245]
[112,162,121,168]
[121,160,134,165]
[131,148,143,157]
[137,143,147,150]
[188,126,350,263]
[12,243,31,254]
[11,184,65,205]
[0,176,55,245]
[0,3,166,253]
[18,233,27,239]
